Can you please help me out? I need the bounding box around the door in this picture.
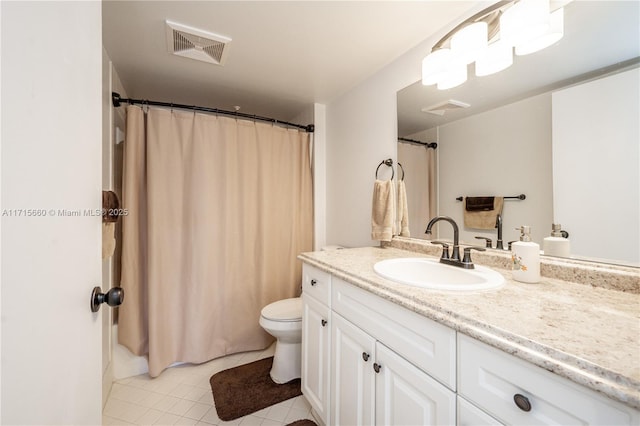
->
[1,2,103,424]
[301,293,331,424]
[375,343,456,426]
[331,313,376,426]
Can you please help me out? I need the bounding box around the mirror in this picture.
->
[397,1,639,266]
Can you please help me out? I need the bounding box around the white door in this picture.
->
[1,2,103,424]
[375,343,456,426]
[301,294,331,424]
[331,313,376,426]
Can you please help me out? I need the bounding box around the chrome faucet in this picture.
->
[426,216,485,269]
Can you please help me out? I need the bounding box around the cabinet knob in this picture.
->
[310,279,317,286]
[321,319,327,327]
[373,363,382,373]
[513,394,532,412]
[362,352,370,362]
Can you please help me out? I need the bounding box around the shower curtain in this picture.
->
[118,105,313,377]
[397,142,436,238]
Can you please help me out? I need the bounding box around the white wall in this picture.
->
[324,2,482,248]
[438,93,553,246]
[552,67,639,265]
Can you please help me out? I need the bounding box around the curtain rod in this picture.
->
[398,137,437,149]
[111,92,314,133]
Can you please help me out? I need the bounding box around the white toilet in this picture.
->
[259,297,303,384]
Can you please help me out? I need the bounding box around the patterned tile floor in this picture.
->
[103,344,315,425]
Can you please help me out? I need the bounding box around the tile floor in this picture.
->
[103,344,315,425]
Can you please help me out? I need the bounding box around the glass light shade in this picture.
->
[500,0,550,47]
[475,40,513,76]
[451,22,488,65]
[437,60,467,90]
[515,7,564,55]
[422,49,452,85]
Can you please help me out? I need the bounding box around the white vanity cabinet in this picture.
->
[301,264,331,424]
[330,276,456,425]
[300,260,640,426]
[458,334,640,425]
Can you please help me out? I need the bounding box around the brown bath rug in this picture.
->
[286,420,317,426]
[210,356,302,421]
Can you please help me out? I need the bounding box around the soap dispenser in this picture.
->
[511,226,540,283]
[543,223,571,258]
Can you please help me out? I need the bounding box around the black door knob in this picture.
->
[91,286,124,312]
[373,363,382,373]
[362,352,370,362]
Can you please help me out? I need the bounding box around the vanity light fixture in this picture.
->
[422,0,567,89]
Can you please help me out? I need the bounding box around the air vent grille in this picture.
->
[421,99,470,116]
[166,21,231,66]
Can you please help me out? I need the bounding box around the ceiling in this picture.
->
[102,1,476,122]
[397,0,640,136]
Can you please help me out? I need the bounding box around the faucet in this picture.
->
[495,214,504,250]
[426,216,485,269]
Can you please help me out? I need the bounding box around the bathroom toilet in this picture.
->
[259,297,303,384]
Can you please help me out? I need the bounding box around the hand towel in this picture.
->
[396,180,410,237]
[102,222,116,259]
[463,196,504,229]
[371,179,395,241]
[465,196,495,211]
[102,190,120,223]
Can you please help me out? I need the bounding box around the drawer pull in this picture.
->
[310,279,317,286]
[513,394,532,412]
[321,319,327,327]
[373,363,382,373]
[362,352,370,362]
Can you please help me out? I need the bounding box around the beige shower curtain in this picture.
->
[397,142,436,237]
[119,106,313,377]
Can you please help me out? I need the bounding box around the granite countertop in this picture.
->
[298,246,640,409]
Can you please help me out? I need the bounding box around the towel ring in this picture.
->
[397,162,405,181]
[375,159,394,180]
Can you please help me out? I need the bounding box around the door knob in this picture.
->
[362,352,370,362]
[91,286,124,312]
[373,363,382,373]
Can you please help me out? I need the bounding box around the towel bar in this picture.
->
[456,194,525,201]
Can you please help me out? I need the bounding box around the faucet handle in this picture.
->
[431,241,450,260]
[462,246,486,264]
[474,236,493,248]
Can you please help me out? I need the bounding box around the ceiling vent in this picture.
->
[165,20,231,66]
[422,99,470,116]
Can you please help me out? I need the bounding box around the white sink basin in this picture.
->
[373,257,504,291]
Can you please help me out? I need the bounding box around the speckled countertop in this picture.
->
[298,245,640,410]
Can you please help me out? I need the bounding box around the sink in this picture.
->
[373,257,505,291]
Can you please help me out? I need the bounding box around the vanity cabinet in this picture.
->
[458,334,640,425]
[301,260,640,426]
[330,276,456,425]
[301,264,331,424]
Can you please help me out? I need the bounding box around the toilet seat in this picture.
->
[261,297,302,322]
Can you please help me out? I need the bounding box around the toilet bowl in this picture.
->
[259,297,303,384]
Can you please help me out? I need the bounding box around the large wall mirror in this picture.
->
[397,1,639,267]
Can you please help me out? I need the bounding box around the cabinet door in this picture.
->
[375,342,456,426]
[301,294,331,424]
[331,313,376,426]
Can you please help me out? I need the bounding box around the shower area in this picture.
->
[106,90,315,378]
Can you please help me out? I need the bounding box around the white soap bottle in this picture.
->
[543,223,571,258]
[511,226,540,283]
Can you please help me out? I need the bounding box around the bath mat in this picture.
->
[286,420,317,426]
[210,356,302,421]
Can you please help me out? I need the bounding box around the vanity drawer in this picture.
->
[458,334,640,425]
[302,263,331,306]
[332,277,456,390]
